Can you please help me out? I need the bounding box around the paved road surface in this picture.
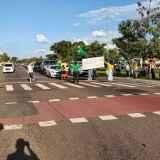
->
[0,65,160,159]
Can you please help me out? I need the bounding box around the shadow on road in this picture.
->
[6,138,40,160]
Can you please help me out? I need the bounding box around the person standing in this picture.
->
[72,61,80,84]
[126,64,130,77]
[107,62,113,81]
[27,63,34,83]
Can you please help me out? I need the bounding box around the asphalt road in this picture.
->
[1,114,160,160]
[0,65,160,159]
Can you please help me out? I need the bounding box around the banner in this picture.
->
[82,56,104,70]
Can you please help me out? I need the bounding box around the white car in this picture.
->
[46,65,61,78]
[3,63,15,73]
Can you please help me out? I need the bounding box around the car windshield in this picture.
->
[50,66,58,69]
[44,61,55,65]
[4,64,12,67]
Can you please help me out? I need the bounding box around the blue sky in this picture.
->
[0,0,152,58]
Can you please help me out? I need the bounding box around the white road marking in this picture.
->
[4,124,23,130]
[99,115,118,120]
[121,94,133,96]
[39,120,57,127]
[153,111,160,115]
[6,85,14,92]
[111,82,136,88]
[153,93,160,95]
[49,99,61,102]
[28,101,40,104]
[70,117,88,123]
[79,82,101,88]
[128,113,146,118]
[49,82,68,89]
[104,95,116,98]
[139,93,149,96]
[91,82,112,87]
[69,97,80,101]
[64,82,85,89]
[5,102,17,105]
[87,96,97,99]
[20,84,32,91]
[35,83,50,90]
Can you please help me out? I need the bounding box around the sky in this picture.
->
[0,0,158,58]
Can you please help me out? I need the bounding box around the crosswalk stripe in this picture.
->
[64,82,85,88]
[70,117,88,123]
[99,115,118,120]
[20,84,32,91]
[128,113,146,118]
[39,120,57,127]
[6,85,14,92]
[4,124,23,130]
[111,82,136,88]
[153,111,160,115]
[91,82,112,87]
[35,83,50,90]
[79,82,101,88]
[49,82,68,89]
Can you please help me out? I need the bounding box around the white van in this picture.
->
[3,63,15,73]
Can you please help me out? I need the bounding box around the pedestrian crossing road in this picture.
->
[0,80,159,93]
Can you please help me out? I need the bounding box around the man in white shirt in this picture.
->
[27,63,34,83]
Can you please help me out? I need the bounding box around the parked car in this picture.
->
[45,65,61,78]
[40,60,56,73]
[3,63,15,73]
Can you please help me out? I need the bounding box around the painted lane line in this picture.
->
[20,84,32,91]
[91,82,112,87]
[5,102,17,105]
[139,93,149,96]
[70,117,88,123]
[49,82,68,89]
[39,120,57,127]
[87,96,97,99]
[69,97,80,101]
[128,113,146,118]
[153,111,160,115]
[35,83,50,90]
[79,82,101,88]
[111,82,136,88]
[28,101,40,104]
[64,82,85,89]
[4,124,23,130]
[121,94,133,96]
[153,93,160,95]
[99,115,118,120]
[49,99,61,102]
[104,95,116,98]
[6,85,14,92]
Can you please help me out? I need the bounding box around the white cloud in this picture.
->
[72,38,89,45]
[79,1,160,23]
[34,48,48,55]
[92,30,106,37]
[79,3,137,22]
[91,30,120,43]
[73,23,80,27]
[36,33,50,43]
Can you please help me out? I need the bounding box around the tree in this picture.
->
[45,54,58,61]
[0,52,10,62]
[10,57,18,63]
[50,41,72,62]
[113,19,147,65]
[86,41,106,58]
